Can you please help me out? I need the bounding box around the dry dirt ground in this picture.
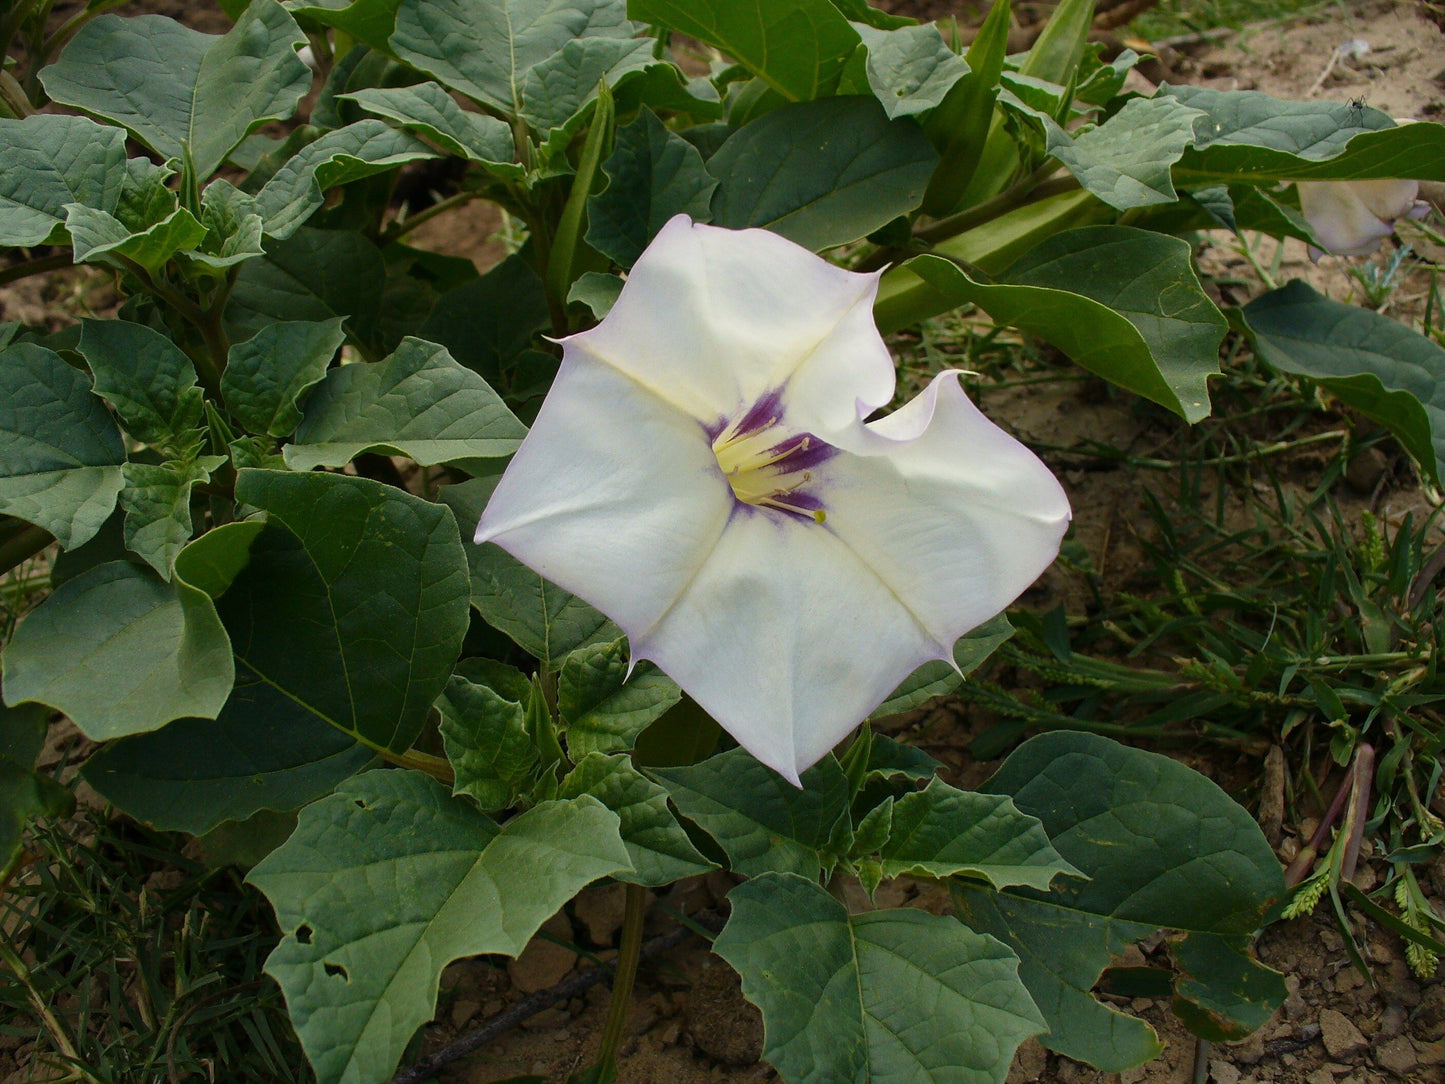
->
[4,3,1445,1084]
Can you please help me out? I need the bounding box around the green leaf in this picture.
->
[878,778,1077,890]
[284,337,527,470]
[438,478,621,665]
[955,732,1285,1071]
[119,455,226,578]
[390,0,632,114]
[0,343,125,548]
[586,107,716,267]
[559,752,714,886]
[65,203,208,274]
[285,0,403,52]
[708,96,938,251]
[77,320,204,447]
[418,255,551,386]
[567,271,624,318]
[2,559,232,740]
[40,0,312,180]
[1,702,73,881]
[650,747,851,879]
[559,637,682,758]
[226,227,387,354]
[1044,95,1202,210]
[629,0,859,102]
[851,20,969,119]
[77,519,369,834]
[232,469,471,754]
[1165,85,1445,184]
[249,771,629,1084]
[714,872,1045,1084]
[519,35,656,139]
[255,120,438,239]
[873,612,1012,718]
[436,671,538,811]
[1238,279,1445,485]
[0,115,128,246]
[221,318,348,438]
[341,83,519,171]
[904,226,1226,423]
[1171,932,1289,1043]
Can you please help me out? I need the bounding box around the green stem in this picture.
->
[0,68,35,117]
[1033,428,1349,471]
[0,521,52,576]
[596,883,648,1069]
[913,166,1074,247]
[0,252,70,288]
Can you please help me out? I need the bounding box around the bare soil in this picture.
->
[3,4,1445,1084]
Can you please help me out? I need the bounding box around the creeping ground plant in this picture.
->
[1,0,1443,1081]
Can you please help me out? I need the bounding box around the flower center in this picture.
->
[710,402,833,523]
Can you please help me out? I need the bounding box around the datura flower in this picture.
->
[476,216,1070,784]
[1297,178,1428,257]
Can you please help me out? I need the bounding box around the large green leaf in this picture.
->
[1,702,73,881]
[40,0,312,179]
[559,752,714,886]
[559,637,682,758]
[650,748,851,879]
[230,469,471,754]
[1238,279,1445,485]
[436,670,538,811]
[873,612,1012,718]
[1044,95,1202,210]
[82,672,375,834]
[878,778,1077,891]
[903,225,1226,422]
[714,872,1045,1084]
[955,732,1285,1071]
[849,20,970,119]
[341,83,519,171]
[1165,85,1445,184]
[0,343,125,548]
[586,107,716,268]
[438,478,620,666]
[518,35,657,138]
[708,96,937,251]
[284,337,527,470]
[226,227,387,354]
[254,120,437,239]
[2,559,232,740]
[221,318,348,438]
[249,771,629,1084]
[390,0,631,114]
[285,0,403,52]
[628,0,859,102]
[77,320,204,448]
[0,115,128,246]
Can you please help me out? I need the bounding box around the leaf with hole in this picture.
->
[249,770,629,1084]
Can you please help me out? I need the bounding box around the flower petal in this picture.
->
[476,355,732,636]
[817,372,1071,647]
[1298,180,1398,256]
[631,509,945,785]
[573,216,896,429]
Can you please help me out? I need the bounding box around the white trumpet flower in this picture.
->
[1297,178,1428,257]
[476,216,1070,784]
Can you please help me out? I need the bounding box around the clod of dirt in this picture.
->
[684,959,763,1066]
[505,913,578,995]
[1318,1007,1369,1058]
[574,882,629,947]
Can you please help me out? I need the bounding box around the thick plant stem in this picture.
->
[0,252,70,288]
[596,883,649,1068]
[0,521,51,576]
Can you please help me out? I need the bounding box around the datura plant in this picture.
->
[0,0,1442,1082]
